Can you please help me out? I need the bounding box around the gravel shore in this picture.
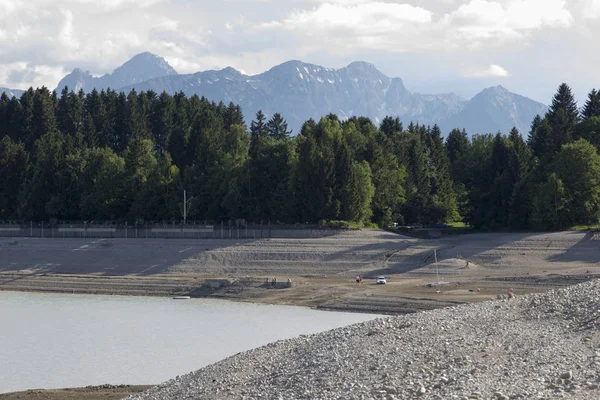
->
[126,280,600,400]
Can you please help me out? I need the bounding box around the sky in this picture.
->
[0,0,598,105]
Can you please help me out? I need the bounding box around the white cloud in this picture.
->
[0,0,591,101]
[58,9,79,51]
[257,2,434,53]
[259,0,572,53]
[582,0,600,18]
[0,62,66,89]
[0,0,196,87]
[446,0,572,41]
[466,64,510,78]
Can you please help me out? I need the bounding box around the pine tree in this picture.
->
[85,89,107,147]
[58,87,86,146]
[168,92,190,171]
[582,89,600,120]
[112,92,130,153]
[428,125,459,222]
[507,127,531,183]
[293,118,339,222]
[544,83,578,155]
[445,128,469,178]
[29,87,58,150]
[0,92,8,139]
[267,113,292,140]
[527,115,542,152]
[335,140,354,221]
[402,131,431,224]
[151,91,174,156]
[224,102,245,131]
[0,136,30,218]
[379,116,402,137]
[100,89,118,149]
[249,110,269,158]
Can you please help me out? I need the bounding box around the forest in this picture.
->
[1,83,600,230]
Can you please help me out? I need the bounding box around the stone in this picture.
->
[384,386,397,395]
[560,371,573,380]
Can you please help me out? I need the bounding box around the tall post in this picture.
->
[30,221,32,237]
[183,190,187,225]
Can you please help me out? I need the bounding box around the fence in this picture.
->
[0,221,341,240]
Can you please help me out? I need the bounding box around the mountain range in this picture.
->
[0,87,24,98]
[1,52,548,136]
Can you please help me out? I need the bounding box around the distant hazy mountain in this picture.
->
[56,52,178,93]
[0,88,24,98]
[441,85,548,136]
[49,52,547,135]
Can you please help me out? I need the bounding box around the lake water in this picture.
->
[0,291,381,394]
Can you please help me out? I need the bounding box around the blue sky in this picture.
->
[0,0,598,105]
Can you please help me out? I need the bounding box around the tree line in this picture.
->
[1,84,600,230]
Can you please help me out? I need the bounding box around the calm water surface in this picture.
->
[0,291,381,394]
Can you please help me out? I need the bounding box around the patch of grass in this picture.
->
[568,225,600,232]
[320,220,367,229]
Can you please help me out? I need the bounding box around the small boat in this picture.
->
[172,296,191,300]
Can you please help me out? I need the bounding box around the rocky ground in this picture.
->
[125,280,600,400]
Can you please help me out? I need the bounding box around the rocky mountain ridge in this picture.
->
[1,53,548,135]
[56,52,178,93]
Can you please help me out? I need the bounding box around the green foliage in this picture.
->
[379,116,402,138]
[3,85,600,231]
[344,160,375,223]
[80,147,126,220]
[550,139,600,226]
[582,89,600,120]
[319,220,375,229]
[530,173,567,230]
[0,136,30,218]
[445,128,469,172]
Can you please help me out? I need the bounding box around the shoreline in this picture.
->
[3,230,599,317]
[3,231,600,398]
[0,385,153,400]
[1,270,594,316]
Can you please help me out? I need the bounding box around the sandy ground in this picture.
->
[0,386,151,400]
[1,229,599,315]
